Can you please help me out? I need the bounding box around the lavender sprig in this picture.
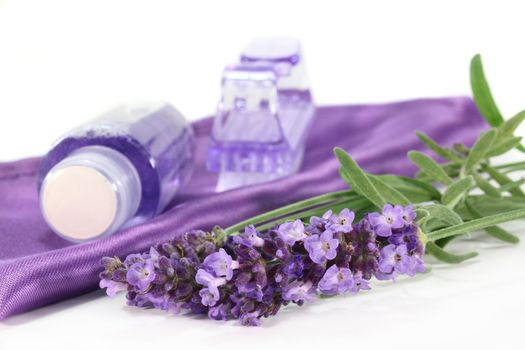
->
[99,54,525,326]
[100,205,425,326]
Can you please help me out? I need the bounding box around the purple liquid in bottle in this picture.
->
[207,38,315,191]
[38,102,194,241]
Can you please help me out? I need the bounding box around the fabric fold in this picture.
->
[0,97,487,319]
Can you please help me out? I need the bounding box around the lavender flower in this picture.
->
[99,204,425,326]
[233,225,264,247]
[126,259,156,293]
[327,208,355,233]
[282,255,305,278]
[400,205,416,224]
[318,265,354,295]
[195,269,227,289]
[277,219,307,245]
[404,254,426,276]
[368,204,405,237]
[199,288,220,307]
[283,280,314,303]
[99,279,127,297]
[352,272,371,292]
[208,303,229,321]
[202,248,238,280]
[307,210,333,234]
[378,244,411,276]
[304,231,339,264]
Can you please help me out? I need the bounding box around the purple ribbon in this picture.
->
[0,97,487,319]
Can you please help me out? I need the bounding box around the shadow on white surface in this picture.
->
[0,289,106,328]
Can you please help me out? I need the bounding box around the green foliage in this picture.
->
[426,242,478,264]
[408,151,453,185]
[470,54,504,127]
[442,176,474,208]
[330,54,525,266]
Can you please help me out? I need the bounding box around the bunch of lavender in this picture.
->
[100,205,425,326]
[100,54,525,325]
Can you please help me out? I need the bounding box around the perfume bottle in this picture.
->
[207,38,315,191]
[38,102,194,242]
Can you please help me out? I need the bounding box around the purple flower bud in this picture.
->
[389,223,425,257]
[111,268,127,282]
[208,303,229,321]
[404,254,426,276]
[283,280,314,303]
[239,311,262,326]
[196,269,227,307]
[195,269,227,288]
[308,210,333,234]
[318,265,355,295]
[123,253,146,268]
[304,231,339,264]
[283,255,305,278]
[145,292,171,310]
[233,225,265,247]
[400,205,416,224]
[199,287,220,307]
[149,247,161,265]
[351,271,371,292]
[277,219,306,245]
[327,208,355,233]
[202,248,238,280]
[175,282,193,299]
[126,259,156,293]
[99,278,127,297]
[368,204,405,237]
[378,244,410,275]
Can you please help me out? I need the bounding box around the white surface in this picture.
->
[1,0,525,348]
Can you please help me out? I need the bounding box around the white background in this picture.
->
[1,0,525,348]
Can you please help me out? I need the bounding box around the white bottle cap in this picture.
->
[40,146,141,242]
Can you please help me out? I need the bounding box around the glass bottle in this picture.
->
[38,102,194,242]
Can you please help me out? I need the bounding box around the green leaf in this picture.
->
[426,242,479,264]
[435,235,458,248]
[367,175,410,205]
[497,110,525,142]
[427,208,525,241]
[424,204,464,225]
[453,143,470,156]
[442,162,462,177]
[418,204,464,232]
[466,195,525,215]
[334,148,386,209]
[473,172,502,198]
[442,176,475,208]
[376,175,441,201]
[470,54,504,127]
[499,178,525,193]
[340,170,411,206]
[415,170,433,182]
[482,164,525,197]
[464,129,497,171]
[483,226,520,244]
[486,136,523,158]
[422,217,455,232]
[416,131,463,163]
[408,151,453,185]
[464,200,519,244]
[415,208,430,219]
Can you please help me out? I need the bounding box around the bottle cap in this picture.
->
[208,38,315,191]
[40,145,141,241]
[241,37,308,90]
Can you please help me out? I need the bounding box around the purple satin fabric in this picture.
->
[0,97,487,319]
